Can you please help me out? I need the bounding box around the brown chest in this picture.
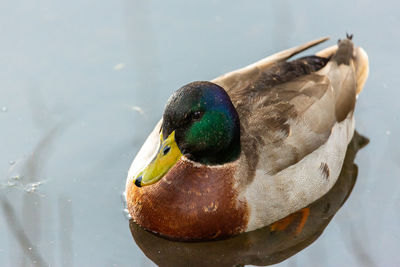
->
[126,159,248,241]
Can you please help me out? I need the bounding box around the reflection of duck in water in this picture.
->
[130,132,369,267]
[126,35,369,240]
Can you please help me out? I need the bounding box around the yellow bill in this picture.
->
[133,130,182,187]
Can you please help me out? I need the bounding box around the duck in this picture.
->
[125,35,369,241]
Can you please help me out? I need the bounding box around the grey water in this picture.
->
[1,0,399,266]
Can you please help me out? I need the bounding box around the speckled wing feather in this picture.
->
[213,38,359,176]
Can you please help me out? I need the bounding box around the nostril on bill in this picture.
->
[163,145,171,155]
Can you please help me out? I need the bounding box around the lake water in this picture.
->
[1,0,399,266]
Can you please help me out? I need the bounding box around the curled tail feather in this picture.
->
[316,36,369,96]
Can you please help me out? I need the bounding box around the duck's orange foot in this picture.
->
[270,207,310,235]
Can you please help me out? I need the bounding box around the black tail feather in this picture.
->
[333,34,354,65]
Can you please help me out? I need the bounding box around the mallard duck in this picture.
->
[125,35,369,241]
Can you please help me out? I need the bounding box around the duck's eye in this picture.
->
[163,145,171,155]
[192,111,201,120]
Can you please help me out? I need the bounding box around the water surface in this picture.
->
[1,0,399,266]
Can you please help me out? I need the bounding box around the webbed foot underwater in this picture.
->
[125,35,369,241]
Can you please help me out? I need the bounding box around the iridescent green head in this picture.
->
[133,81,241,187]
[162,81,241,165]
